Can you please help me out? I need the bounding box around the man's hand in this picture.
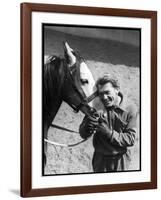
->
[79,115,98,139]
[85,116,99,136]
[97,122,112,139]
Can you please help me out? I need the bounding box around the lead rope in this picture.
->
[44,138,87,147]
[44,106,99,147]
[44,124,88,147]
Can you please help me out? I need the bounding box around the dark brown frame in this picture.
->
[21,3,157,197]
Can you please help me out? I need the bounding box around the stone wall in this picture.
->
[47,26,140,47]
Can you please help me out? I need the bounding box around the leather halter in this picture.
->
[45,124,87,147]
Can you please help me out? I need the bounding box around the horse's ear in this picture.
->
[63,41,76,67]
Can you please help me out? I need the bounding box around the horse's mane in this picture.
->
[43,55,65,116]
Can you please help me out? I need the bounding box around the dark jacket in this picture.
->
[79,105,138,156]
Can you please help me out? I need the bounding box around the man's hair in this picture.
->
[96,74,120,90]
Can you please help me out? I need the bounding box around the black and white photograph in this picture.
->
[20,3,157,197]
[43,25,141,175]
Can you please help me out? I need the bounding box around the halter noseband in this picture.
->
[73,90,98,113]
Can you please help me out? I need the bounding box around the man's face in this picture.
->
[98,82,118,108]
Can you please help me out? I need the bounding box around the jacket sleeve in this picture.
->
[110,105,138,147]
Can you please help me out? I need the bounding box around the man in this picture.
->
[79,74,138,172]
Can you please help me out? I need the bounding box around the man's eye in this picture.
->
[81,79,89,84]
[99,91,110,96]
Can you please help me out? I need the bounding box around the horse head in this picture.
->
[62,42,97,116]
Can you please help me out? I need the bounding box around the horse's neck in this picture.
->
[44,99,62,130]
[44,56,65,128]
[44,100,62,139]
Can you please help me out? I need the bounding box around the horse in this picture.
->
[43,42,98,167]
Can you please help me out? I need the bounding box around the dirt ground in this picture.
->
[44,28,140,175]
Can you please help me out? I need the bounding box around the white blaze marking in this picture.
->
[80,62,96,106]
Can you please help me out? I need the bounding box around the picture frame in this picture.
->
[21,3,157,197]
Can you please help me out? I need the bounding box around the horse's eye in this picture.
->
[81,79,89,84]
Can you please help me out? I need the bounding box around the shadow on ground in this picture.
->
[9,189,20,196]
